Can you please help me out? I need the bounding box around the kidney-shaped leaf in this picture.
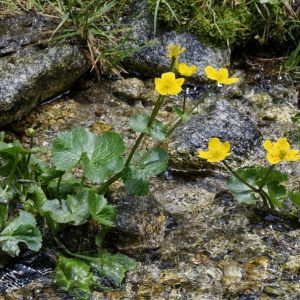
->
[0,211,42,256]
[51,127,126,183]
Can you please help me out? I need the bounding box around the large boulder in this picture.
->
[120,0,230,83]
[165,100,263,171]
[0,14,89,127]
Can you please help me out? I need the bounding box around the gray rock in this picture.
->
[107,187,166,256]
[120,0,230,83]
[165,100,263,171]
[0,15,89,127]
[111,77,145,100]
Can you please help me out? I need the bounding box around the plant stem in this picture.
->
[134,83,218,165]
[258,164,275,191]
[78,175,86,194]
[5,156,20,190]
[53,234,98,262]
[56,174,63,200]
[222,161,259,193]
[97,80,217,194]
[26,135,34,166]
[124,56,176,167]
[260,188,275,211]
[96,171,122,194]
[182,76,188,113]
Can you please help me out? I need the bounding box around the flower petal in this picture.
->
[223,141,231,152]
[199,151,209,159]
[219,77,239,85]
[263,140,273,152]
[266,153,281,164]
[208,137,221,150]
[204,66,218,80]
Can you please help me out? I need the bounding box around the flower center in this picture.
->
[279,149,287,159]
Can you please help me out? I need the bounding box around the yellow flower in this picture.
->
[155,72,185,95]
[166,44,186,69]
[199,137,232,162]
[204,66,239,85]
[263,138,300,164]
[177,63,197,77]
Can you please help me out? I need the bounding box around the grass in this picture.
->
[0,0,142,77]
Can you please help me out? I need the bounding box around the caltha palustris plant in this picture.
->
[199,136,300,216]
[0,44,239,298]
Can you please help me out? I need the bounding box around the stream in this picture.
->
[1,61,300,299]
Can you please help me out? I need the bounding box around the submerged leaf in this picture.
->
[91,251,136,286]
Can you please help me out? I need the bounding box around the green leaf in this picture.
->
[136,148,169,176]
[88,190,117,227]
[35,187,59,231]
[52,127,126,183]
[30,156,65,184]
[173,105,190,122]
[0,211,42,256]
[267,181,286,208]
[149,121,167,141]
[55,256,97,298]
[42,193,89,225]
[227,167,257,204]
[91,251,136,286]
[122,166,149,195]
[128,114,150,133]
[0,204,8,229]
[47,174,80,199]
[256,167,288,186]
[291,112,300,124]
[288,191,300,208]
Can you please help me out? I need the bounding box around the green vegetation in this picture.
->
[148,0,300,48]
[0,0,135,74]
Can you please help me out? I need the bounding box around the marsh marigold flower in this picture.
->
[263,137,300,164]
[166,44,186,68]
[155,72,185,95]
[199,137,232,162]
[204,66,239,85]
[177,63,197,77]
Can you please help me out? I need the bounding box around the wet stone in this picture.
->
[106,187,166,256]
[110,77,145,100]
[259,104,293,122]
[165,100,263,171]
[0,14,89,127]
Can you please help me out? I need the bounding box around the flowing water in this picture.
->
[1,63,300,299]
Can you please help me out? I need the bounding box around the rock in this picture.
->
[110,77,145,100]
[120,0,230,83]
[259,105,293,122]
[165,100,263,171]
[106,187,166,256]
[0,14,89,127]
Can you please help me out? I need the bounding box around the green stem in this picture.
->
[258,165,275,191]
[97,82,218,195]
[5,156,20,190]
[182,76,188,113]
[26,136,34,166]
[96,171,122,194]
[53,234,98,262]
[222,161,259,193]
[134,83,218,166]
[56,174,63,200]
[260,189,275,211]
[78,175,86,194]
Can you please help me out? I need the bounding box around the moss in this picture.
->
[147,0,299,48]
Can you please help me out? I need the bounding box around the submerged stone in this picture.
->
[0,14,89,127]
[165,100,263,171]
[106,187,166,256]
